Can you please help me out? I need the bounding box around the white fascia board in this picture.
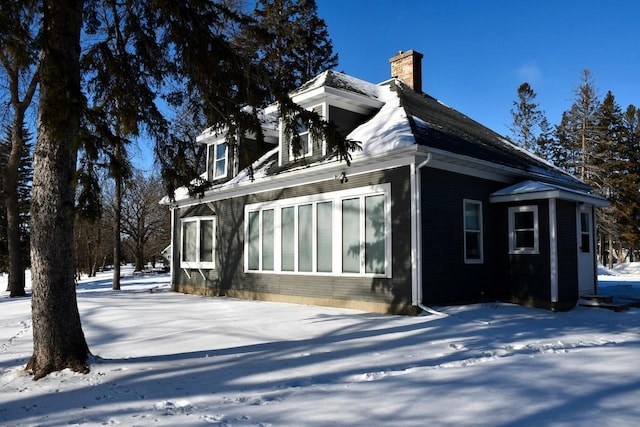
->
[323,87,384,109]
[490,189,610,207]
[172,148,418,208]
[196,128,227,144]
[264,85,383,117]
[291,86,383,111]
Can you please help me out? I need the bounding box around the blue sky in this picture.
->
[316,0,640,137]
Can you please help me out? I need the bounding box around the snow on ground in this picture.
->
[1,266,639,426]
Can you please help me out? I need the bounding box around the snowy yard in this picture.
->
[1,266,639,426]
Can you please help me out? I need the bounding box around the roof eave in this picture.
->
[490,189,610,207]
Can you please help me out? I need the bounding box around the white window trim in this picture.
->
[463,199,483,264]
[208,141,228,179]
[244,184,392,278]
[180,216,216,269]
[508,205,539,254]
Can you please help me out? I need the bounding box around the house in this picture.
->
[163,50,609,314]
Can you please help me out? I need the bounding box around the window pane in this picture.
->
[317,202,332,272]
[365,195,385,274]
[215,158,226,177]
[298,204,313,272]
[294,119,310,157]
[581,234,591,253]
[581,213,591,253]
[465,203,480,230]
[342,198,360,273]
[248,211,259,270]
[262,210,274,271]
[515,230,535,249]
[301,133,310,155]
[200,220,214,262]
[281,207,295,271]
[182,221,197,262]
[215,143,226,160]
[581,212,590,233]
[213,144,227,177]
[466,231,481,259]
[514,211,534,229]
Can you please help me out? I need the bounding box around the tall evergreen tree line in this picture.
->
[510,71,640,266]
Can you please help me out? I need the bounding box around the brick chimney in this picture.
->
[389,50,423,93]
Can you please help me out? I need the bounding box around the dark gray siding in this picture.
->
[502,200,551,304]
[420,168,505,305]
[173,165,415,314]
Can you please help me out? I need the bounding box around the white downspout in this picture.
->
[413,152,447,316]
[170,206,176,288]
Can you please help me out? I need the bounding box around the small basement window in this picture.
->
[508,206,539,254]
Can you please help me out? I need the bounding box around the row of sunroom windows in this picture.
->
[246,186,390,276]
[181,192,543,272]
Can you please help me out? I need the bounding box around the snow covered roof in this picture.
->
[169,68,601,205]
[290,70,380,100]
[489,180,610,206]
[347,81,415,157]
[393,80,587,189]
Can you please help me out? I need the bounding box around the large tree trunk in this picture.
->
[27,0,90,380]
[134,244,145,272]
[6,117,26,297]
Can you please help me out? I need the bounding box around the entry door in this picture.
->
[577,206,595,295]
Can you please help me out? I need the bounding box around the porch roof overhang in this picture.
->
[489,180,610,207]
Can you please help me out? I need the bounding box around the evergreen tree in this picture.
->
[551,110,582,175]
[248,0,338,92]
[27,0,89,379]
[26,0,348,379]
[551,70,601,183]
[509,82,550,156]
[616,105,640,260]
[572,69,601,183]
[83,0,167,290]
[593,92,625,265]
[156,0,351,197]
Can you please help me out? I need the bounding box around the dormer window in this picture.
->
[208,141,228,180]
[292,118,312,159]
[286,104,324,162]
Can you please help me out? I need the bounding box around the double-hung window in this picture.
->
[208,141,227,180]
[181,216,216,268]
[289,118,312,160]
[508,205,539,254]
[245,185,391,277]
[463,200,483,263]
[290,105,323,160]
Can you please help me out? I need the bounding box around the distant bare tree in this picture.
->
[0,0,40,297]
[120,173,170,272]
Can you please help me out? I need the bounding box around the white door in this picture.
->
[577,206,595,295]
